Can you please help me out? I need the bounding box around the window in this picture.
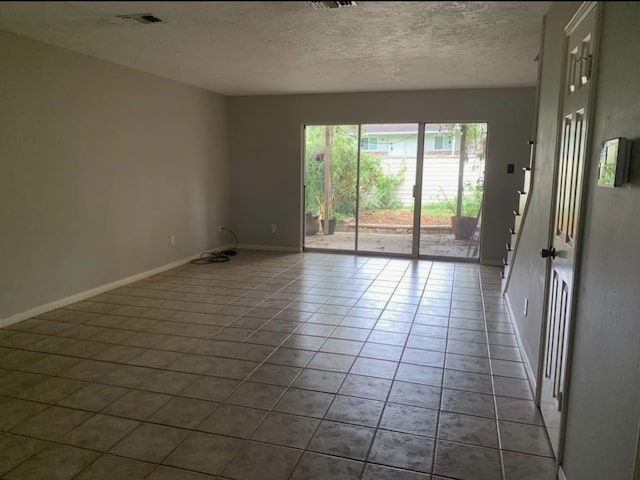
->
[361,137,378,151]
[433,135,452,150]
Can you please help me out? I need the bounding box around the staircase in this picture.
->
[501,141,535,289]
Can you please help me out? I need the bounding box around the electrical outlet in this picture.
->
[270,224,277,234]
[524,298,528,316]
[170,234,175,246]
[218,225,223,232]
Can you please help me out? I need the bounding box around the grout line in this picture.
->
[1,255,539,480]
[123,253,343,478]
[283,256,395,480]
[429,262,456,476]
[218,254,386,479]
[0,325,529,404]
[354,258,422,479]
[479,266,508,480]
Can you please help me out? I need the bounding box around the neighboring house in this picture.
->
[361,123,464,156]
[359,123,486,208]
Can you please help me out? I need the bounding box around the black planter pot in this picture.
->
[321,219,337,235]
[305,214,319,236]
[450,215,477,240]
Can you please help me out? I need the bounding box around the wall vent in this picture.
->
[116,13,163,24]
[310,1,358,9]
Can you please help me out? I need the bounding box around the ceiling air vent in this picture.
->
[116,13,163,24]
[310,1,358,9]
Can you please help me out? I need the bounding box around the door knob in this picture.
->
[540,247,556,259]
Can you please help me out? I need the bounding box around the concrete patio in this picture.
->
[304,231,480,258]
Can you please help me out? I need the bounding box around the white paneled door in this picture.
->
[540,1,599,462]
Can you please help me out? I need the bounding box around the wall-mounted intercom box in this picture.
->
[597,137,631,187]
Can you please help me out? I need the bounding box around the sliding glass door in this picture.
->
[304,122,487,260]
[419,123,487,259]
[304,125,358,251]
[356,124,418,255]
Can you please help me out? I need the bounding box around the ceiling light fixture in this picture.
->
[309,1,358,9]
[116,13,163,24]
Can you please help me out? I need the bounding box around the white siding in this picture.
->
[381,155,484,207]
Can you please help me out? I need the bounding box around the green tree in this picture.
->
[305,125,404,220]
[434,123,486,238]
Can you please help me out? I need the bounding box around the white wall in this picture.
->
[228,88,534,264]
[0,30,231,320]
[507,2,640,478]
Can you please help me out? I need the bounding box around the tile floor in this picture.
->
[0,251,556,480]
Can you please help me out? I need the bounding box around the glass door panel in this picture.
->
[304,125,358,251]
[419,123,487,258]
[356,123,418,255]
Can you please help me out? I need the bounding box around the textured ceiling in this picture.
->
[0,1,550,96]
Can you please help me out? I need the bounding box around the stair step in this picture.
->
[528,140,535,168]
[514,215,523,232]
[519,194,528,213]
[505,244,513,264]
[505,157,532,287]
[523,168,532,191]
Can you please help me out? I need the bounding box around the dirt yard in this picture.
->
[354,209,449,226]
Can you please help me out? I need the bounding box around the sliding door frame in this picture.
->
[412,124,426,258]
[302,122,483,263]
[354,125,362,252]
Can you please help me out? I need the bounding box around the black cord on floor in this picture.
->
[190,227,238,265]
[190,251,230,264]
[220,227,238,256]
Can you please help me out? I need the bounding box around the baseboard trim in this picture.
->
[504,293,538,396]
[558,465,567,480]
[0,247,224,329]
[238,244,302,253]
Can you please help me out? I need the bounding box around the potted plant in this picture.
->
[322,218,337,235]
[305,211,319,236]
[316,195,337,235]
[450,180,483,240]
[451,214,478,240]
